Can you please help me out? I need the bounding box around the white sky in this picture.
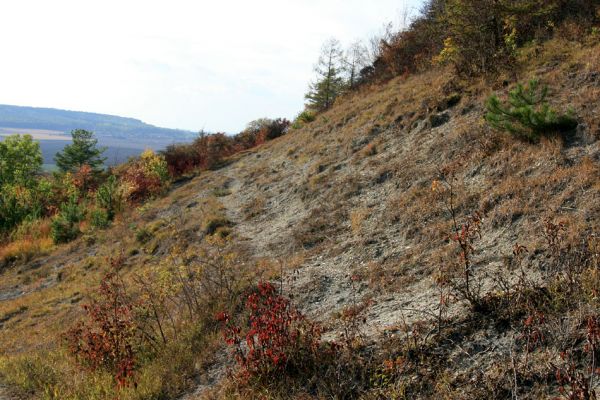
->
[0,0,423,133]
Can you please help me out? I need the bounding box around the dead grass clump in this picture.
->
[359,143,378,159]
[212,187,232,197]
[350,208,370,238]
[293,206,345,250]
[1,218,55,268]
[203,216,232,236]
[243,196,267,220]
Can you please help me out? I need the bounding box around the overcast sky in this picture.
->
[0,1,423,133]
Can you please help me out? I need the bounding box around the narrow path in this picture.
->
[178,173,248,400]
[178,349,228,400]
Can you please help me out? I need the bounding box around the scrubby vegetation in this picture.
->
[162,118,290,176]
[0,130,172,266]
[300,0,600,116]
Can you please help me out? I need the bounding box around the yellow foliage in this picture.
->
[140,149,169,182]
[433,37,458,66]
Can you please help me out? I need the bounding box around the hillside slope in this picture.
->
[0,104,195,144]
[0,39,599,399]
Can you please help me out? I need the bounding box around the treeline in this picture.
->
[303,0,600,113]
[162,117,289,176]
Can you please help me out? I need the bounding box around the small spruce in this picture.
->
[485,79,577,142]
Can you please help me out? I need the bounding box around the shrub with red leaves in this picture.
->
[163,119,290,178]
[554,351,596,400]
[72,164,96,194]
[120,162,163,203]
[162,143,200,176]
[194,132,237,170]
[65,256,141,388]
[255,118,291,144]
[217,282,321,381]
[117,149,168,203]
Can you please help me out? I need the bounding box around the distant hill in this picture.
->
[0,104,197,146]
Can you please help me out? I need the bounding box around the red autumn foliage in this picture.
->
[585,315,599,360]
[162,143,199,177]
[254,118,290,145]
[72,164,95,194]
[119,162,163,203]
[162,133,236,177]
[554,351,595,400]
[65,256,140,388]
[194,132,237,170]
[217,281,321,381]
[519,312,547,353]
[162,119,290,177]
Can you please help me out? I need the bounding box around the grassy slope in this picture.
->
[0,38,599,399]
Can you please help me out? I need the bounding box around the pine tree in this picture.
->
[55,129,107,173]
[305,38,345,112]
[485,79,577,141]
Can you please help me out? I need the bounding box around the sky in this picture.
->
[0,0,424,133]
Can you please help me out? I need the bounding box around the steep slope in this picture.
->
[210,40,599,337]
[0,38,599,399]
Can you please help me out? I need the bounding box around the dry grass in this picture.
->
[0,237,54,267]
[0,185,245,399]
[0,218,55,268]
[350,208,370,238]
[1,37,599,400]
[243,195,266,220]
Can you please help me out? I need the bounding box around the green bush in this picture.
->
[0,187,30,234]
[135,227,153,244]
[485,79,577,142]
[0,135,49,234]
[291,110,316,129]
[51,199,84,244]
[96,175,122,220]
[50,218,80,244]
[0,184,48,235]
[0,134,43,188]
[90,209,111,230]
